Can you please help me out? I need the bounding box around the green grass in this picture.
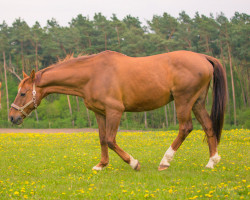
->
[0,129,249,199]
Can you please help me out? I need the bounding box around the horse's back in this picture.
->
[91,51,214,112]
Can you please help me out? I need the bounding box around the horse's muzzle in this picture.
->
[9,115,23,125]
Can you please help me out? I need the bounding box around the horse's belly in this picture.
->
[123,88,172,112]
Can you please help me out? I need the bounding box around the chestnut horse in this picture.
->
[9,50,227,171]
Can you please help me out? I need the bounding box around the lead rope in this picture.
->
[11,83,37,117]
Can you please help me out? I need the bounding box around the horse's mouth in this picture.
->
[10,116,23,125]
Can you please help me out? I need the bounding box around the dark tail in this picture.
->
[205,55,227,144]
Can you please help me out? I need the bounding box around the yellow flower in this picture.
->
[144,194,149,198]
[14,191,19,196]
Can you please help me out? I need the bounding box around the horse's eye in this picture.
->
[20,93,26,97]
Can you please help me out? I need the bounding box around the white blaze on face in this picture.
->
[18,87,21,93]
[159,146,176,166]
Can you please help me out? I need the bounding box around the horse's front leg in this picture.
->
[92,113,109,170]
[106,109,140,170]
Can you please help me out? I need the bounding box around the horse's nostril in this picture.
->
[10,116,14,123]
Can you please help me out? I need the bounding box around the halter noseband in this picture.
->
[11,83,37,117]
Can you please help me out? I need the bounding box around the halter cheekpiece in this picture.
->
[11,83,37,117]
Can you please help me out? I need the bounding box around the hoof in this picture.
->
[205,153,221,169]
[205,164,214,169]
[134,161,141,171]
[92,163,108,171]
[92,166,103,171]
[158,165,169,171]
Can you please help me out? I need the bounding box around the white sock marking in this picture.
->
[92,166,103,171]
[206,152,221,168]
[129,155,139,169]
[160,146,176,166]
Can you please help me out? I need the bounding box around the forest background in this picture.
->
[0,11,249,129]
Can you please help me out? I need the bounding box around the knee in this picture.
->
[203,126,213,137]
[179,122,193,139]
[187,122,193,134]
[99,135,107,145]
[100,139,107,146]
[107,140,115,150]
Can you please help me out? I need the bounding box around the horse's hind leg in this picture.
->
[192,99,221,168]
[92,113,109,170]
[158,101,193,171]
[106,109,140,170]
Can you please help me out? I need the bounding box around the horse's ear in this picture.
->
[30,70,36,82]
[23,71,28,79]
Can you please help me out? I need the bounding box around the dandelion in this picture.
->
[150,194,155,198]
[205,194,213,198]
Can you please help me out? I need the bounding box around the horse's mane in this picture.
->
[39,53,93,75]
[39,51,127,75]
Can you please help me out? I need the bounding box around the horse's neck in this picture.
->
[38,64,91,98]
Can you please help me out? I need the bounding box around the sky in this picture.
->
[1,0,249,27]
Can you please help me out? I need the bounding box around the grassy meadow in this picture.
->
[0,129,249,199]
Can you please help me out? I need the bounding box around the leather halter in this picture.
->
[11,83,37,117]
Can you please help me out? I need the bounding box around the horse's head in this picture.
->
[9,70,43,125]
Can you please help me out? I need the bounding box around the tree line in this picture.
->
[0,11,249,129]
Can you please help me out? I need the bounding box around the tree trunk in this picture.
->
[3,52,10,120]
[86,107,91,127]
[227,41,237,125]
[173,102,176,126]
[115,26,121,51]
[21,40,25,72]
[35,110,39,122]
[82,98,91,127]
[220,41,231,116]
[123,112,128,129]
[104,32,107,50]
[67,95,74,127]
[75,96,80,112]
[35,41,38,71]
[205,35,210,53]
[238,65,247,108]
[144,112,148,129]
[88,36,92,48]
[164,105,168,128]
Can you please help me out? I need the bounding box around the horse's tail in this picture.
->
[204,55,227,144]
